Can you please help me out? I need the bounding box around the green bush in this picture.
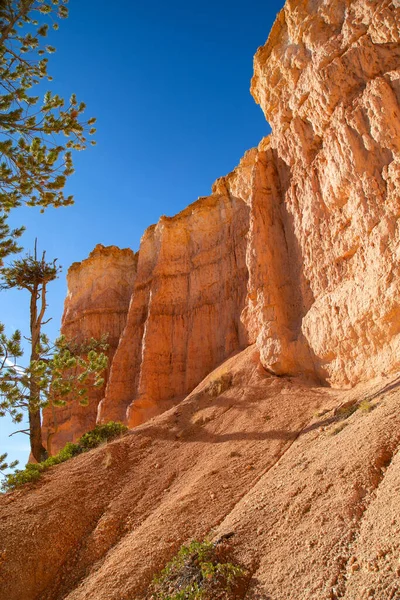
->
[2,421,128,492]
[78,422,128,449]
[4,462,44,488]
[147,539,248,600]
[358,399,373,413]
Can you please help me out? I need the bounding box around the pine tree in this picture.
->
[0,0,96,260]
[0,244,108,462]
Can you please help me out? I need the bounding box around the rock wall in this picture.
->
[99,155,251,426]
[41,245,137,452]
[250,0,400,385]
[45,0,400,447]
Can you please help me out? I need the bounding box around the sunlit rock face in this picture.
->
[99,155,251,427]
[41,245,137,452]
[46,0,400,444]
[250,0,400,386]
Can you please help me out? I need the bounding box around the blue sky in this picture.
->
[0,0,284,468]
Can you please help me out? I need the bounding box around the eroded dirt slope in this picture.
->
[1,346,400,599]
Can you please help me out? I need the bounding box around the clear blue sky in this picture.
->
[0,0,284,469]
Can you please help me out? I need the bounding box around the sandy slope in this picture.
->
[1,345,399,600]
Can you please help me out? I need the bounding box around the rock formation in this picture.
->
[2,1,400,599]
[250,0,400,386]
[44,0,400,447]
[99,156,251,428]
[41,245,137,452]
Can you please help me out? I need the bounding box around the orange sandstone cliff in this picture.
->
[42,244,137,451]
[100,164,251,428]
[2,1,400,599]
[250,0,400,385]
[44,0,400,452]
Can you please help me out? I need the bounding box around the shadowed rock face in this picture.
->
[45,0,400,446]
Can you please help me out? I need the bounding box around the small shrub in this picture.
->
[358,399,373,413]
[147,539,248,600]
[2,421,128,492]
[78,422,128,450]
[336,403,358,419]
[55,441,82,462]
[207,373,233,398]
[313,409,329,418]
[3,462,43,489]
[330,422,348,436]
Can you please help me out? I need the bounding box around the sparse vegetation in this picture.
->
[77,422,128,449]
[207,372,233,398]
[313,409,329,418]
[328,397,375,436]
[358,399,373,413]
[147,539,249,600]
[336,403,358,419]
[330,422,348,436]
[1,421,127,492]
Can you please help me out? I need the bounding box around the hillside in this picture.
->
[2,347,400,598]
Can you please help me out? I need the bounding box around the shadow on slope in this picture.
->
[0,345,399,600]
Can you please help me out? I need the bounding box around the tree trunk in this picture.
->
[29,408,47,463]
[28,281,48,463]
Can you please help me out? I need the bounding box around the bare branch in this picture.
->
[9,428,30,437]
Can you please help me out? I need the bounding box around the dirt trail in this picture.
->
[1,346,399,600]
